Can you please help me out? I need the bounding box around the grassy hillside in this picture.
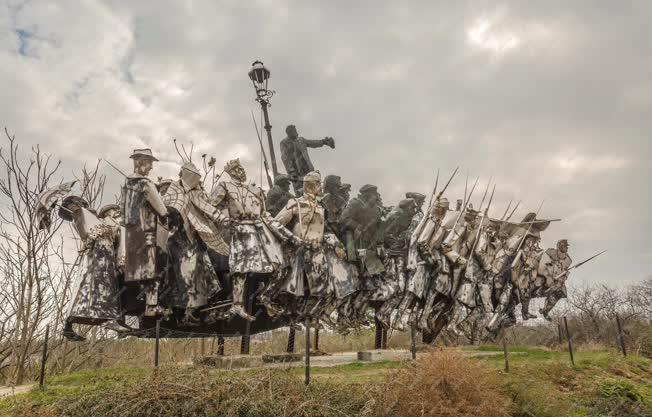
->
[1,347,650,417]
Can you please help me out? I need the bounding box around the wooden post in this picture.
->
[502,334,509,373]
[305,318,311,385]
[563,316,575,367]
[615,314,627,357]
[287,328,296,353]
[38,324,50,389]
[154,319,160,368]
[410,326,417,360]
[217,336,225,356]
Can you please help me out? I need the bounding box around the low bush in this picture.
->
[362,348,512,417]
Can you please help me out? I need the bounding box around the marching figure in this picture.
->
[279,124,335,195]
[162,162,229,325]
[536,239,572,320]
[211,159,284,321]
[322,174,350,241]
[122,149,168,317]
[511,233,543,320]
[60,196,123,340]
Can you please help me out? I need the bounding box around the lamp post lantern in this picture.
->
[249,60,279,178]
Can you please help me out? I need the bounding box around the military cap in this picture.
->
[340,183,351,191]
[398,198,416,209]
[558,239,569,246]
[181,161,201,176]
[274,174,290,185]
[98,204,120,219]
[405,192,426,203]
[435,197,450,208]
[130,148,158,161]
[303,171,321,183]
[359,184,378,194]
[59,195,89,221]
[323,175,342,187]
[465,203,480,216]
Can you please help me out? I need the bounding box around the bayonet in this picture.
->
[553,250,607,280]
[103,159,128,178]
[426,169,440,209]
[451,176,479,231]
[511,200,545,267]
[478,176,492,212]
[499,200,512,221]
[436,166,459,202]
[505,200,521,222]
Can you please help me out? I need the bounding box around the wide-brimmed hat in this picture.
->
[59,195,89,221]
[98,204,120,219]
[130,148,158,161]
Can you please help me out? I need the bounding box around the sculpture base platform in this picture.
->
[194,354,263,369]
[262,353,302,363]
[357,350,389,361]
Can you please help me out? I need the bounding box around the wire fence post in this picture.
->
[410,326,417,360]
[615,314,627,357]
[154,319,161,369]
[38,324,50,390]
[557,322,563,345]
[305,318,311,386]
[502,334,509,373]
[563,316,575,367]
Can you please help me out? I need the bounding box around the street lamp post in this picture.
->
[248,60,279,178]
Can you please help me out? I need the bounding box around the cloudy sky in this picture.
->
[1,1,650,286]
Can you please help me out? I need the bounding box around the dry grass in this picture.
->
[362,348,512,417]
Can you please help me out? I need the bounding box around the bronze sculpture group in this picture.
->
[37,123,603,343]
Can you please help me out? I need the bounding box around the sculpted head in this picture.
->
[180,162,202,190]
[225,159,247,183]
[130,149,158,177]
[274,174,291,192]
[557,239,569,254]
[302,171,322,197]
[285,124,298,140]
[430,197,449,220]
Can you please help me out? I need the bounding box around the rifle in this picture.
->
[464,184,495,278]
[505,200,521,222]
[426,169,440,209]
[450,176,479,232]
[552,250,606,281]
[499,200,512,221]
[251,110,274,189]
[510,200,544,267]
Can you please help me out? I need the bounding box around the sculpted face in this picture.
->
[287,125,298,139]
[228,164,247,183]
[303,180,321,197]
[558,240,569,253]
[134,159,154,176]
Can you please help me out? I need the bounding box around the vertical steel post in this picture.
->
[305,318,311,385]
[154,319,160,369]
[563,316,575,366]
[502,335,509,373]
[615,314,627,357]
[217,336,225,356]
[38,324,50,389]
[374,318,383,350]
[287,328,296,353]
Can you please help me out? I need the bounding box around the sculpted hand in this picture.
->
[457,257,467,266]
[322,137,335,149]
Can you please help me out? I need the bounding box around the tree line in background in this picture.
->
[0,131,650,386]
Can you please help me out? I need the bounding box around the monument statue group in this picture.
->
[37,109,603,344]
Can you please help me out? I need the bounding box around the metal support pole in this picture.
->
[502,335,509,373]
[374,318,383,350]
[557,322,563,345]
[563,316,575,366]
[154,319,160,368]
[381,324,388,350]
[260,100,279,178]
[410,326,417,360]
[615,314,627,357]
[240,283,254,355]
[38,324,50,389]
[314,319,320,352]
[287,328,296,353]
[217,336,225,356]
[304,318,311,385]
